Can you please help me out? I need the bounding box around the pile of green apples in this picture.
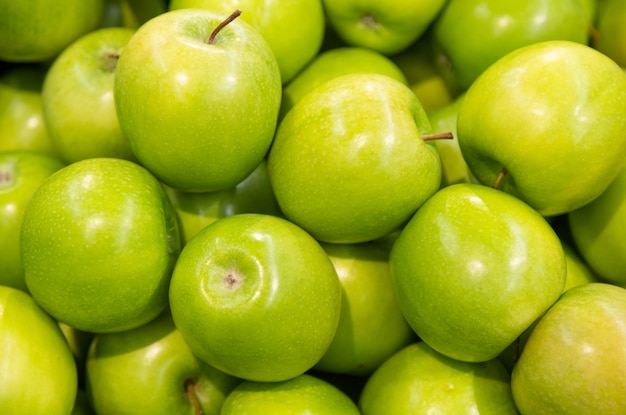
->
[2,0,626,414]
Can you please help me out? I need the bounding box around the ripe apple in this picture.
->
[0,286,77,415]
[457,40,626,216]
[511,283,626,414]
[114,8,282,192]
[358,342,519,414]
[431,0,589,93]
[322,0,447,55]
[592,0,626,67]
[221,373,361,414]
[268,73,442,244]
[313,242,416,376]
[390,183,566,362]
[169,213,342,382]
[0,0,105,62]
[169,0,325,84]
[86,310,241,415]
[21,158,181,333]
[0,151,64,291]
[42,27,136,164]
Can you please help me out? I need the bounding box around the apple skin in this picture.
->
[0,150,65,291]
[169,0,325,84]
[21,157,181,333]
[86,309,241,415]
[0,286,78,415]
[511,283,626,414]
[390,183,566,362]
[592,0,626,67]
[114,8,282,192]
[358,342,519,415]
[457,40,626,216]
[268,72,441,244]
[169,213,342,382]
[431,0,589,93]
[0,0,105,62]
[42,27,136,164]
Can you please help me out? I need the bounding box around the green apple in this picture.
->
[359,342,519,414]
[21,157,181,333]
[0,0,105,62]
[0,65,58,157]
[568,164,626,287]
[511,283,626,414]
[0,150,64,291]
[562,241,598,290]
[169,213,342,382]
[268,73,442,244]
[322,0,447,55]
[431,0,589,93]
[42,27,136,164]
[390,183,566,362]
[114,8,282,192]
[100,0,167,29]
[0,286,78,415]
[280,46,408,119]
[165,160,282,245]
[457,40,626,216]
[169,0,325,84]
[313,242,415,376]
[592,0,626,67]
[220,373,361,414]
[86,309,241,415]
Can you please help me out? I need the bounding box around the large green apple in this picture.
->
[21,157,181,333]
[268,73,442,244]
[358,342,519,414]
[322,0,447,55]
[390,183,566,362]
[169,0,325,84]
[86,309,241,415]
[0,151,64,291]
[114,8,282,192]
[0,0,105,62]
[592,0,626,67]
[0,286,77,415]
[42,27,136,164]
[457,40,626,216]
[169,213,342,382]
[313,242,415,376]
[511,283,626,414]
[431,0,589,93]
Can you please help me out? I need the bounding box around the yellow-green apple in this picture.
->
[592,0,626,67]
[169,213,342,382]
[0,286,77,415]
[0,0,105,62]
[169,0,325,84]
[100,0,167,29]
[511,283,626,414]
[86,310,241,415]
[0,150,64,291]
[42,27,136,164]
[268,73,442,244]
[457,40,626,216]
[114,8,282,192]
[359,342,519,414]
[390,183,566,362]
[21,158,181,333]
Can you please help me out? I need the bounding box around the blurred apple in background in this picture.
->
[99,0,167,29]
[592,0,626,67]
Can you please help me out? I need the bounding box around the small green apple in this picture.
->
[21,157,181,333]
[511,283,626,414]
[114,8,282,192]
[390,183,566,362]
[42,27,136,164]
[592,0,626,67]
[0,286,78,415]
[169,213,342,382]
[359,342,519,414]
[86,310,241,415]
[268,73,442,244]
[457,40,626,216]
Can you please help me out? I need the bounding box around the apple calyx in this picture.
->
[0,162,15,190]
[492,167,509,190]
[422,132,454,141]
[184,378,203,415]
[360,13,380,31]
[207,9,243,45]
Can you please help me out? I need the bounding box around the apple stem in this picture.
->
[207,9,242,45]
[422,132,454,141]
[102,52,120,72]
[491,167,508,190]
[185,379,203,415]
